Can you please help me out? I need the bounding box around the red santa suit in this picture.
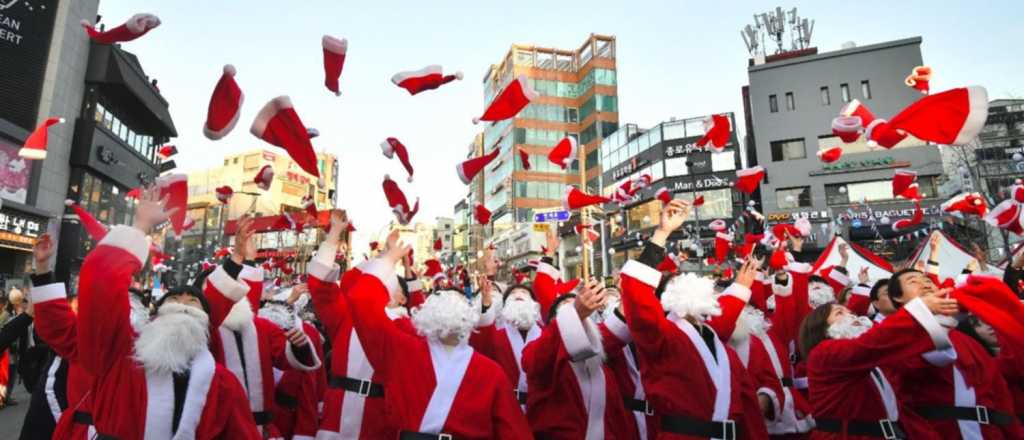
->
[619,259,768,439]
[307,246,419,439]
[74,225,260,439]
[601,309,659,440]
[469,318,542,409]
[347,259,531,439]
[805,297,953,440]
[205,263,322,435]
[270,321,325,440]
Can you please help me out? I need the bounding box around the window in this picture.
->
[711,150,736,172]
[820,86,831,106]
[776,186,811,209]
[769,94,778,113]
[825,177,938,205]
[664,157,689,177]
[677,188,733,219]
[785,92,795,111]
[860,80,872,99]
[840,84,850,103]
[770,138,807,162]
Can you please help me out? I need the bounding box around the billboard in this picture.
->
[0,137,30,203]
[0,0,58,130]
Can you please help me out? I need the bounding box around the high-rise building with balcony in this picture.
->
[479,34,619,233]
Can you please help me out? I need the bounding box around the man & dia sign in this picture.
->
[0,0,58,130]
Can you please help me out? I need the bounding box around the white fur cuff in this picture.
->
[99,225,150,266]
[827,269,851,288]
[536,261,562,282]
[30,283,65,304]
[757,387,783,421]
[408,279,424,293]
[851,284,871,297]
[621,260,662,288]
[784,262,812,274]
[722,283,752,303]
[286,339,322,371]
[904,297,952,350]
[603,311,631,343]
[359,258,400,298]
[206,266,250,302]
[477,296,498,327]
[239,265,263,283]
[307,258,341,283]
[315,241,338,266]
[555,304,601,362]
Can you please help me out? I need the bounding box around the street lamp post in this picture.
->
[685,158,704,273]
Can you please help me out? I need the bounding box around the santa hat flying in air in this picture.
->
[891,169,917,198]
[215,185,234,204]
[381,137,415,182]
[695,114,731,152]
[456,148,500,184]
[322,35,348,96]
[254,165,274,190]
[204,65,244,140]
[302,195,318,219]
[518,148,531,170]
[474,203,492,225]
[81,13,161,45]
[65,199,108,241]
[941,192,988,217]
[563,186,611,210]
[382,175,420,225]
[156,173,189,237]
[891,202,924,233]
[547,137,578,170]
[905,66,933,94]
[734,166,765,194]
[986,200,1024,235]
[655,187,673,205]
[250,96,322,184]
[817,146,843,163]
[157,145,178,160]
[391,65,463,96]
[473,75,538,124]
[18,117,64,160]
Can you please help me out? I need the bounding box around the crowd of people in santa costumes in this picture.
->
[10,12,1024,440]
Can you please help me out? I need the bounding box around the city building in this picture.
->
[165,148,339,279]
[453,133,486,270]
[744,36,945,261]
[479,33,618,276]
[1,0,101,287]
[599,114,743,273]
[972,99,1024,259]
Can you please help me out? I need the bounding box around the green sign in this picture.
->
[822,157,894,172]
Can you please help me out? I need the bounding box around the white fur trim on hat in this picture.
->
[322,35,348,55]
[250,96,293,139]
[380,140,395,158]
[620,260,661,288]
[516,75,540,101]
[125,13,160,34]
[30,283,66,305]
[953,86,989,145]
[903,297,952,350]
[722,283,752,303]
[99,225,150,266]
[736,166,764,177]
[390,65,442,86]
[535,261,562,282]
[18,147,46,159]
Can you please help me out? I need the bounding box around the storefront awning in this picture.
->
[86,43,177,137]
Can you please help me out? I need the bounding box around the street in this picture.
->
[0,386,30,439]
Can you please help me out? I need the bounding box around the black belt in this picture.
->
[816,418,906,439]
[661,414,740,440]
[915,405,1014,426]
[73,411,118,440]
[275,391,298,410]
[514,390,527,405]
[252,410,273,425]
[399,430,457,440]
[780,377,794,387]
[328,375,384,398]
[624,397,654,416]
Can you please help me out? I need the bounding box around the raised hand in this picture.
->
[928,233,941,260]
[133,186,176,233]
[838,243,849,265]
[383,231,411,266]
[574,278,607,320]
[231,215,254,264]
[652,199,691,247]
[288,283,309,305]
[33,233,55,274]
[545,228,559,257]
[858,266,870,284]
[922,293,958,316]
[479,276,494,308]
[735,258,760,288]
[285,327,309,347]
[327,209,347,243]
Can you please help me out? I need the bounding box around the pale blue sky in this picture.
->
[102,0,1022,242]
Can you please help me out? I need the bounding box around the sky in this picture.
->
[101,0,1022,246]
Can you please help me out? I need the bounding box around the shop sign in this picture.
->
[666,174,734,192]
[664,140,733,158]
[0,137,30,204]
[846,201,942,221]
[0,207,45,251]
[767,210,830,222]
[814,157,909,174]
[610,157,650,180]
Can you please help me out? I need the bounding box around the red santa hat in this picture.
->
[891,202,924,233]
[382,175,419,225]
[693,194,705,207]
[433,238,443,251]
[695,114,731,152]
[899,183,922,201]
[575,224,599,244]
[19,117,64,160]
[156,173,189,237]
[250,96,321,180]
[768,247,790,270]
[656,254,681,273]
[380,137,415,182]
[518,148,531,171]
[1011,183,1024,204]
[942,192,988,217]
[473,75,538,124]
[474,203,492,225]
[709,219,727,232]
[65,200,108,241]
[81,13,160,44]
[307,127,320,139]
[892,169,917,198]
[215,185,233,204]
[905,66,932,94]
[214,247,232,259]
[547,137,578,170]
[456,148,500,184]
[793,217,811,237]
[254,165,274,190]
[816,146,843,164]
[563,186,610,210]
[273,212,303,233]
[391,65,462,96]
[985,200,1024,235]
[301,195,318,219]
[202,261,215,272]
[204,65,244,140]
[831,99,877,143]
[322,35,348,96]
[125,187,141,200]
[874,86,989,148]
[424,259,446,282]
[556,279,582,296]
[714,231,733,264]
[157,144,178,159]
[951,276,1024,350]
[734,166,765,194]
[369,241,379,252]
[655,187,672,205]
[182,215,196,232]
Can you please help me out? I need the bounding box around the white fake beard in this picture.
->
[258,304,295,330]
[661,273,721,321]
[500,298,541,331]
[809,283,836,308]
[129,294,150,332]
[412,291,479,344]
[222,297,254,331]
[134,302,210,375]
[827,314,874,340]
[732,306,771,343]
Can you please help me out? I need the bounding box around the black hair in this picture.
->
[869,278,890,302]
[191,266,216,291]
[798,303,835,360]
[956,313,996,357]
[155,285,211,315]
[546,293,577,325]
[808,275,828,286]
[886,268,922,306]
[502,284,534,302]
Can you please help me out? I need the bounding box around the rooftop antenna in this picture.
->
[742,6,814,58]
